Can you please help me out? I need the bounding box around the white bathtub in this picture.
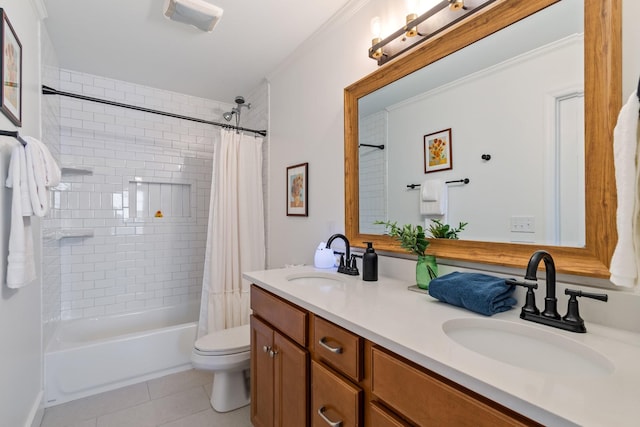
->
[44,302,199,407]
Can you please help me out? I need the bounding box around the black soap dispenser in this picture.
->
[362,242,378,281]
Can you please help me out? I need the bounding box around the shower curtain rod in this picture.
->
[42,85,267,137]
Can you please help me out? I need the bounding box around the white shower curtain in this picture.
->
[197,129,265,337]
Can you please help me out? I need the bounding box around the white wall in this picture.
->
[0,2,45,426]
[267,0,640,292]
[267,0,378,268]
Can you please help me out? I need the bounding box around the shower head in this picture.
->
[223,96,250,124]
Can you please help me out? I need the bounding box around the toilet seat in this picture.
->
[194,324,250,356]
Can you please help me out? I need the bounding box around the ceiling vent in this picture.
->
[163,0,224,32]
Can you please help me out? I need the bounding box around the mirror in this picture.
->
[344,0,620,278]
[359,0,584,247]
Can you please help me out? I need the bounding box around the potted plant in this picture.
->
[375,220,437,289]
[428,219,468,239]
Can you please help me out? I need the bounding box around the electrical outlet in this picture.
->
[510,216,535,233]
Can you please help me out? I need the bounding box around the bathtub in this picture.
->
[44,301,200,407]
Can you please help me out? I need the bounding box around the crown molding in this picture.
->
[30,0,48,20]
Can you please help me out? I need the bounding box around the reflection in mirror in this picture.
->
[344,0,620,278]
[358,0,585,247]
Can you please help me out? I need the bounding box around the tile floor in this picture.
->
[40,369,252,427]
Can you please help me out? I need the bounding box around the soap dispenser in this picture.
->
[362,242,378,281]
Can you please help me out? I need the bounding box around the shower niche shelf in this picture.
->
[61,165,93,176]
[127,179,195,222]
[43,228,94,241]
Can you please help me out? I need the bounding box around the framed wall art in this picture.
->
[286,162,308,216]
[424,128,452,173]
[0,8,21,127]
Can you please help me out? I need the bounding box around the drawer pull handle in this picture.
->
[319,337,343,354]
[263,345,271,353]
[269,349,278,358]
[318,406,342,427]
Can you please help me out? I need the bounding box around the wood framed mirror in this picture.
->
[344,0,620,278]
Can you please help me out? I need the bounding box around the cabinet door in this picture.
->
[311,360,362,427]
[251,316,274,427]
[274,331,309,427]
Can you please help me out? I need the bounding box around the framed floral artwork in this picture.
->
[0,8,21,127]
[424,128,452,173]
[286,162,308,216]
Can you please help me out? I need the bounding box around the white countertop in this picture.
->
[244,266,640,427]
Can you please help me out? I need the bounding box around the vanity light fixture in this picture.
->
[368,0,496,66]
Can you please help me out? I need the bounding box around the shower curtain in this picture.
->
[197,129,265,337]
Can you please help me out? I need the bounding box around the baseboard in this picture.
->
[26,390,44,427]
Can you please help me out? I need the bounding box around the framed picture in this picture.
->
[0,9,21,127]
[286,162,308,216]
[424,128,452,173]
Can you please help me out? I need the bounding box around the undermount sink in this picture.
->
[443,318,614,377]
[286,272,345,291]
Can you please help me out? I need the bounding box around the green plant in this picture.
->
[428,219,468,239]
[374,220,429,256]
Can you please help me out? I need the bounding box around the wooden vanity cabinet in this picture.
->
[250,286,309,427]
[250,285,539,427]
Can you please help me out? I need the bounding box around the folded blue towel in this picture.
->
[428,272,517,316]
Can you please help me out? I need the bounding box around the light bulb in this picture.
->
[405,0,418,13]
[370,16,383,59]
[370,16,381,38]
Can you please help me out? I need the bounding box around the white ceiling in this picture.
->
[43,0,352,103]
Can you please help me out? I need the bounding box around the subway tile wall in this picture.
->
[52,68,236,321]
[359,111,387,234]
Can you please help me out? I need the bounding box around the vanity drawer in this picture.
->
[250,285,307,346]
[369,401,411,427]
[371,347,535,427]
[311,360,362,427]
[312,316,363,381]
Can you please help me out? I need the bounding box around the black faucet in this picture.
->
[507,250,608,333]
[525,250,560,319]
[326,234,359,276]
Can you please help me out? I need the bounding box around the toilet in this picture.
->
[191,324,251,412]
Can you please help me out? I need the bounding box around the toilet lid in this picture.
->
[194,324,250,355]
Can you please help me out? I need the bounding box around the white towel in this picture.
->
[23,136,61,217]
[6,141,33,216]
[420,179,447,216]
[5,143,36,288]
[610,92,640,288]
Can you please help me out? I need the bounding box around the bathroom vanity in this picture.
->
[246,267,640,427]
